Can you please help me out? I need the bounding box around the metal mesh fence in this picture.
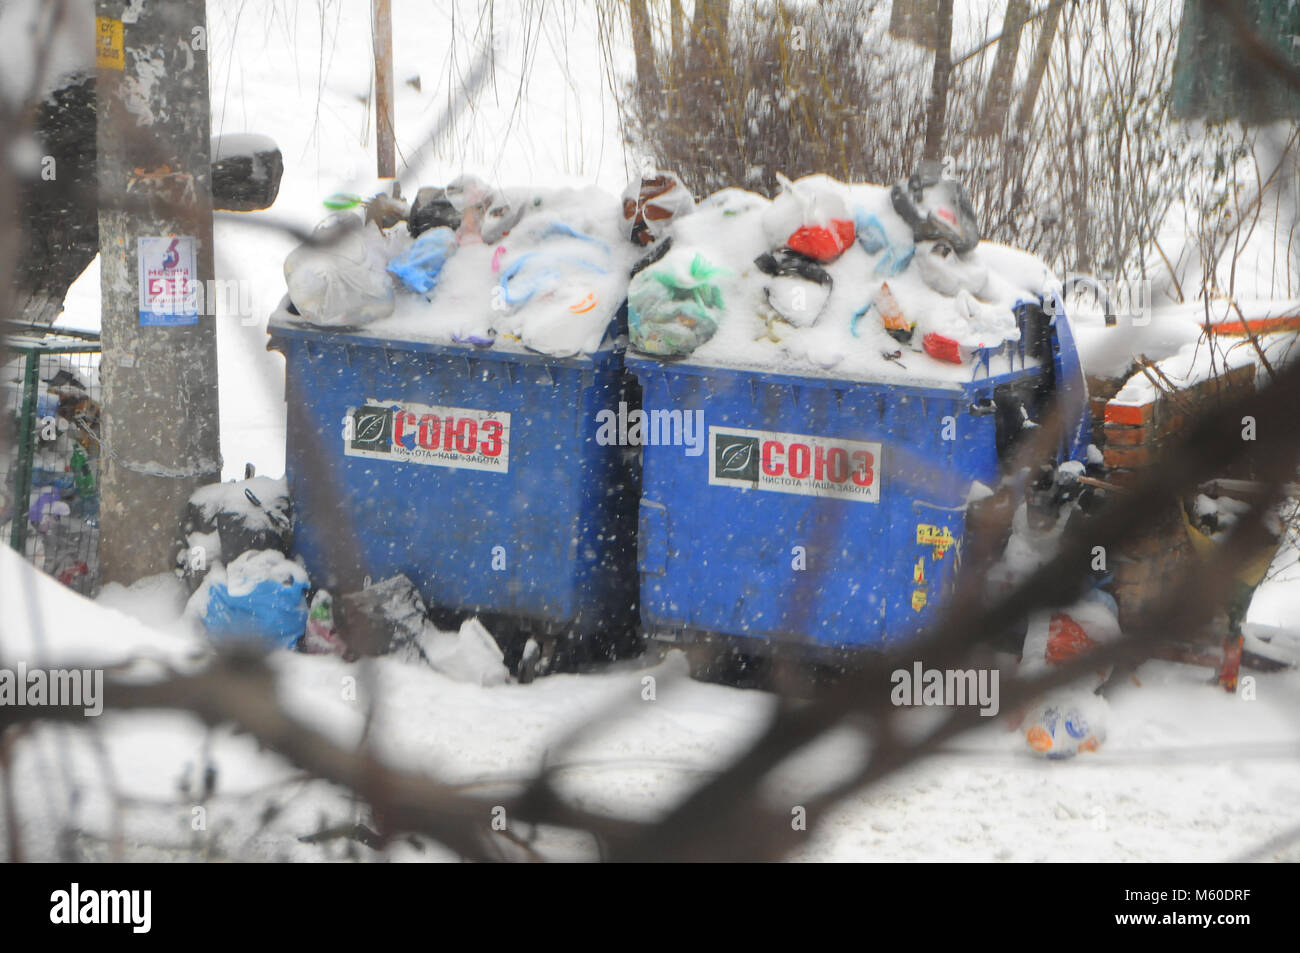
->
[2,323,101,596]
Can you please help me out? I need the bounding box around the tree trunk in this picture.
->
[669,0,686,83]
[1013,0,1065,133]
[923,0,956,160]
[14,78,98,326]
[687,0,730,76]
[629,0,661,106]
[95,0,222,584]
[977,0,1031,138]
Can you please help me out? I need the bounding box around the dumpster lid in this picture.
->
[275,184,638,360]
[268,296,618,369]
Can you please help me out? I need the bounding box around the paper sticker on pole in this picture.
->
[708,425,881,503]
[138,236,199,326]
[95,17,124,70]
[344,400,511,474]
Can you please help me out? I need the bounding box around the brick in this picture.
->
[1102,423,1149,446]
[1157,411,1188,439]
[1104,443,1157,468]
[1222,364,1255,390]
[1104,400,1155,426]
[1086,375,1126,402]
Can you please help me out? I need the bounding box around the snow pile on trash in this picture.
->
[274,175,639,359]
[180,476,304,648]
[177,476,510,684]
[271,166,1060,380]
[986,462,1120,759]
[626,166,1060,383]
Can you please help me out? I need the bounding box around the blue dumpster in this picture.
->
[628,294,1089,661]
[268,314,641,669]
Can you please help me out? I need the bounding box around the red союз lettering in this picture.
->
[761,440,874,486]
[392,413,504,457]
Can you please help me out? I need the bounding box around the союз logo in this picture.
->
[345,400,511,474]
[708,425,881,503]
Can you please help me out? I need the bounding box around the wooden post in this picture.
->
[94,0,221,583]
[373,0,395,179]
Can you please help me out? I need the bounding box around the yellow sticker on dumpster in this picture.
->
[911,588,927,611]
[916,523,955,557]
[96,17,124,70]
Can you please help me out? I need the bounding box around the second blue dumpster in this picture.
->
[628,295,1089,662]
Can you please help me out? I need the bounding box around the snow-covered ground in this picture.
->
[4,546,1299,861]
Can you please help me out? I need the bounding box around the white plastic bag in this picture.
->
[284,212,396,327]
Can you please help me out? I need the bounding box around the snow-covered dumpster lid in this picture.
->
[624,175,1065,391]
[268,171,1068,387]
[269,183,639,361]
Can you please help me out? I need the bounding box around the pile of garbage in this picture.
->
[983,461,1120,759]
[178,475,510,685]
[624,163,1058,380]
[1,358,100,592]
[276,175,639,359]
[273,165,1059,379]
[179,474,304,648]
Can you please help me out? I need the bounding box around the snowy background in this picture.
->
[1,0,1298,860]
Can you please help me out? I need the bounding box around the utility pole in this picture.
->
[373,0,395,179]
[95,0,221,584]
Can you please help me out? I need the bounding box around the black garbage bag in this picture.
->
[180,477,293,592]
[889,160,981,254]
[408,186,462,238]
[337,574,428,657]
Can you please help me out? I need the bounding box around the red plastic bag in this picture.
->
[787,218,855,262]
[1045,613,1098,665]
[764,174,856,262]
[923,332,963,364]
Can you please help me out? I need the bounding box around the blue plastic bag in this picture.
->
[854,211,915,277]
[498,251,609,308]
[387,227,459,294]
[203,576,309,649]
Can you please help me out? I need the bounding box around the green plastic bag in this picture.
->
[628,253,728,357]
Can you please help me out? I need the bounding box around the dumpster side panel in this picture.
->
[277,333,637,642]
[634,365,980,650]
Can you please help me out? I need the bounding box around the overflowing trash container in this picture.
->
[267,176,647,670]
[629,297,1088,658]
[622,168,1090,662]
[265,165,1091,674]
[2,323,101,595]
